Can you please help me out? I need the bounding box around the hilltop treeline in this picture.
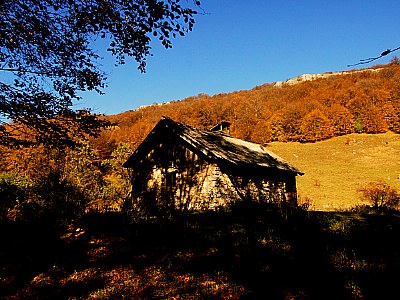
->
[94,60,400,158]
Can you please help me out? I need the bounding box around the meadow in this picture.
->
[268,132,400,211]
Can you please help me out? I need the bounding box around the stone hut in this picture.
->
[123,117,303,214]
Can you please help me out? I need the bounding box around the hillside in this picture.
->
[89,61,400,211]
[268,132,400,211]
[98,61,400,158]
[1,62,400,219]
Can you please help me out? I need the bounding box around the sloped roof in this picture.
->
[123,117,303,175]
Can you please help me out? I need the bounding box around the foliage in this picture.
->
[29,171,87,221]
[0,172,31,219]
[2,62,400,219]
[0,140,135,220]
[353,117,365,133]
[328,104,354,136]
[0,0,201,147]
[103,62,400,148]
[63,141,105,204]
[358,181,400,211]
[300,109,333,142]
[0,170,89,222]
[268,113,286,142]
[100,142,133,211]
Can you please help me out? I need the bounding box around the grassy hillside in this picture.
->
[268,132,400,211]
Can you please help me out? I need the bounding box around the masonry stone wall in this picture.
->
[134,162,293,213]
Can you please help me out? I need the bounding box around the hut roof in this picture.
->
[123,117,303,175]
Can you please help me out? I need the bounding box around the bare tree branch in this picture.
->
[347,46,400,67]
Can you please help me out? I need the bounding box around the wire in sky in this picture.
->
[347,46,400,67]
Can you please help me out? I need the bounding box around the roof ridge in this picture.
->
[124,117,303,175]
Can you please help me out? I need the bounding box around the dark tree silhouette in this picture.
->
[0,0,201,147]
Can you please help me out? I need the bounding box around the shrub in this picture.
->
[354,118,365,133]
[0,172,31,219]
[31,171,87,221]
[100,142,133,212]
[358,181,399,211]
[9,171,87,223]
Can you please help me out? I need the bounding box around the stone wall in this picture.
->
[135,162,293,212]
[128,141,297,214]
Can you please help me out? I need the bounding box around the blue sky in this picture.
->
[78,0,400,115]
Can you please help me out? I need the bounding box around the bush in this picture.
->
[358,181,400,212]
[31,171,87,221]
[0,172,31,219]
[7,171,88,223]
[354,117,365,133]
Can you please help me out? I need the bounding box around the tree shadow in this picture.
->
[2,207,400,299]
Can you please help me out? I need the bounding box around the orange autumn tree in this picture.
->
[360,105,388,133]
[328,104,355,136]
[300,109,333,142]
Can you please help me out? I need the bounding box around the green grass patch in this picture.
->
[268,132,400,211]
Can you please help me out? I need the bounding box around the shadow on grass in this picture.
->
[1,204,400,299]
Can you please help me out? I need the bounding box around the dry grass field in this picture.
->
[268,132,400,211]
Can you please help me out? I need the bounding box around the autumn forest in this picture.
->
[1,60,400,221]
[104,59,400,149]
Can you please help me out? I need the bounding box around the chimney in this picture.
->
[210,121,231,134]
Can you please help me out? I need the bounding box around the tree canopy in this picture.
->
[0,0,200,147]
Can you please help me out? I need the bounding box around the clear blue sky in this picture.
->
[78,0,400,115]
